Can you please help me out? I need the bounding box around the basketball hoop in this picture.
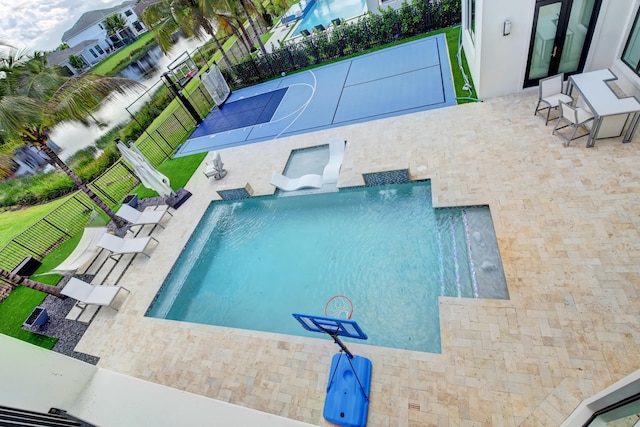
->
[324,295,354,320]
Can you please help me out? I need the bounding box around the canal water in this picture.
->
[51,36,206,160]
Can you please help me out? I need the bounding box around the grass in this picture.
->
[0,287,57,348]
[0,230,90,349]
[91,32,156,76]
[0,197,70,249]
[0,24,475,349]
[133,152,207,198]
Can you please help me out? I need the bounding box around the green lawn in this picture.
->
[134,152,207,198]
[0,286,57,349]
[0,25,475,350]
[0,231,87,349]
[0,197,70,248]
[91,32,156,76]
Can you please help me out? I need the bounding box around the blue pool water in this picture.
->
[147,182,508,353]
[292,0,367,37]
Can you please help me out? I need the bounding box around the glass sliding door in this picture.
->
[525,0,602,87]
[558,0,596,73]
[528,1,563,81]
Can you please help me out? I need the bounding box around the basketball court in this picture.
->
[175,34,456,157]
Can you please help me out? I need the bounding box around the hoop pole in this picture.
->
[318,325,354,359]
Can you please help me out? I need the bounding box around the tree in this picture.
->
[103,13,128,37]
[237,0,268,56]
[0,48,143,295]
[68,55,87,71]
[207,0,258,55]
[0,269,61,297]
[0,51,143,229]
[141,0,235,68]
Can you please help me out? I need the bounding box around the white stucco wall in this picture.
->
[462,0,537,99]
[464,0,640,99]
[595,0,640,99]
[0,334,314,426]
[67,27,111,52]
[0,334,97,413]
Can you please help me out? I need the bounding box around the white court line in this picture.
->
[269,71,317,139]
[204,72,317,141]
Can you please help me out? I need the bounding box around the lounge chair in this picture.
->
[47,227,108,276]
[270,172,324,191]
[61,278,129,311]
[97,233,158,260]
[115,204,172,231]
[322,139,346,184]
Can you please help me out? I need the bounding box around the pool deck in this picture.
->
[74,90,640,426]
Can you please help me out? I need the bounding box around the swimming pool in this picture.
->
[147,181,507,353]
[292,0,367,37]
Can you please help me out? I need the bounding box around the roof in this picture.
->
[47,40,99,66]
[61,1,136,42]
[133,0,162,18]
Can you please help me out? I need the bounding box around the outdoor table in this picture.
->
[568,69,640,147]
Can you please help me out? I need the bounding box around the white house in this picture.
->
[371,0,640,102]
[458,0,640,100]
[52,0,148,73]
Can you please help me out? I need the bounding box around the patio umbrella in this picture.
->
[117,141,175,197]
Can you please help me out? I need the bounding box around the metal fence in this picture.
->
[221,0,461,89]
[0,0,457,275]
[0,82,213,273]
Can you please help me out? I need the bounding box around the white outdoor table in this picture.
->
[568,69,640,147]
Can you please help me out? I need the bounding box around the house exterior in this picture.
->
[459,0,640,100]
[47,40,105,76]
[55,0,148,71]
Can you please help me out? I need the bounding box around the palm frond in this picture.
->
[0,95,45,142]
[48,74,144,124]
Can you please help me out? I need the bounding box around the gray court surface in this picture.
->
[175,34,455,157]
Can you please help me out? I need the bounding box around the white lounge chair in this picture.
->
[270,172,324,191]
[97,233,158,260]
[61,278,129,311]
[115,204,172,231]
[322,139,346,184]
[47,227,108,276]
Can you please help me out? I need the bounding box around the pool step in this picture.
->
[435,209,475,298]
[435,207,508,300]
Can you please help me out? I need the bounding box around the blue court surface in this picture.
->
[175,34,455,157]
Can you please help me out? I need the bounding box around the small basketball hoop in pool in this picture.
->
[324,295,353,320]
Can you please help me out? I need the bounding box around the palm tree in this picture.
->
[103,13,128,37]
[0,54,143,229]
[141,0,235,68]
[207,0,267,56]
[206,0,257,55]
[237,0,268,56]
[0,49,142,296]
[0,269,61,297]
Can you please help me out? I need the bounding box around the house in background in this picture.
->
[48,0,148,74]
[12,141,61,177]
[47,40,105,76]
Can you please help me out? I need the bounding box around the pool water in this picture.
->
[147,182,507,353]
[292,0,367,37]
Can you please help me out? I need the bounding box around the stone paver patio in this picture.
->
[73,90,640,426]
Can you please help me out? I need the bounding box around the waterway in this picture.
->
[51,36,206,161]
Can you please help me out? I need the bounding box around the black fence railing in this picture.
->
[221,0,461,89]
[0,0,458,278]
[0,81,214,274]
